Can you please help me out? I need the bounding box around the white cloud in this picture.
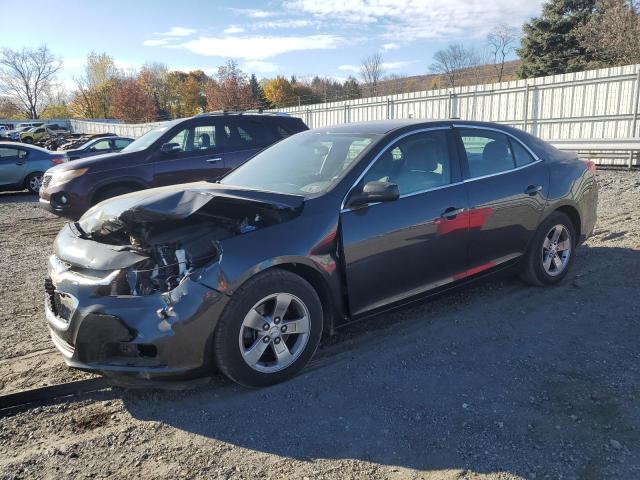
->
[235,9,275,18]
[382,43,400,51]
[244,60,279,73]
[254,19,315,29]
[286,0,542,40]
[223,25,245,34]
[161,26,196,37]
[178,34,341,60]
[143,39,169,47]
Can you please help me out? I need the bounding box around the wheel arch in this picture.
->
[553,204,581,242]
[272,263,340,337]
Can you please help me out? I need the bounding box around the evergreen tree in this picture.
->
[517,0,597,78]
[249,73,267,108]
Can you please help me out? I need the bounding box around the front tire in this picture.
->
[213,269,323,387]
[520,211,576,286]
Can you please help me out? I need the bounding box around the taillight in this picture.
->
[586,160,596,175]
[51,156,65,165]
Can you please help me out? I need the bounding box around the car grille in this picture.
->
[41,175,51,190]
[44,278,74,321]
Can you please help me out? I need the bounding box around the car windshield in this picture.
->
[220,131,377,197]
[121,123,175,153]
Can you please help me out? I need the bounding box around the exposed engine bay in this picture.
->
[56,184,304,297]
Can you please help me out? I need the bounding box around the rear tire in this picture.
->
[213,269,323,388]
[92,185,135,205]
[25,172,44,194]
[23,137,33,144]
[520,211,576,286]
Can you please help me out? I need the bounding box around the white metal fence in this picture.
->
[69,63,640,167]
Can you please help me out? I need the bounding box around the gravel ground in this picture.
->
[0,170,639,480]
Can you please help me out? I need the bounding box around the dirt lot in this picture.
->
[0,169,639,480]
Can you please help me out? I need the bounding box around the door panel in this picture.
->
[340,129,468,316]
[0,147,27,187]
[456,128,550,270]
[153,121,228,186]
[341,185,470,316]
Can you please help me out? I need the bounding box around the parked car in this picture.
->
[19,126,56,144]
[39,112,308,219]
[0,142,67,193]
[5,126,32,141]
[63,136,134,160]
[0,126,8,139]
[45,120,598,387]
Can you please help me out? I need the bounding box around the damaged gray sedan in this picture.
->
[45,120,597,387]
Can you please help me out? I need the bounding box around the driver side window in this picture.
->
[362,130,452,195]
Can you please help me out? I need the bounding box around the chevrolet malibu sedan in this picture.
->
[45,120,598,387]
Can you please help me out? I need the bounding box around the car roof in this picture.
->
[0,142,52,154]
[311,119,531,136]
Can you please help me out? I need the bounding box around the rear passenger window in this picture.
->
[510,139,536,167]
[458,129,516,178]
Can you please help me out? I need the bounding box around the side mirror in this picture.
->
[347,180,400,208]
[160,142,181,155]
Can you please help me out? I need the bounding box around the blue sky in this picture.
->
[1,0,544,89]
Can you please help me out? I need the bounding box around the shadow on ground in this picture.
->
[116,245,640,477]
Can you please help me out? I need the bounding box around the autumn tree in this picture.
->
[71,52,119,118]
[205,61,253,111]
[360,53,384,96]
[263,76,295,107]
[518,0,597,78]
[577,0,640,67]
[138,63,172,117]
[0,45,62,118]
[110,78,157,122]
[0,97,23,119]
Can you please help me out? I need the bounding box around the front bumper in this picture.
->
[45,255,230,381]
[39,176,91,219]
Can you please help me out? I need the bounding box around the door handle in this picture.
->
[206,157,222,163]
[525,185,542,196]
[440,207,465,220]
[15,161,25,165]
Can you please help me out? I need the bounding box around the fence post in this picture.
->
[629,70,640,169]
[344,104,349,124]
[523,84,530,133]
[386,98,391,119]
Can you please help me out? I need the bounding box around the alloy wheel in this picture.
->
[238,293,311,373]
[541,224,572,277]
[29,175,43,193]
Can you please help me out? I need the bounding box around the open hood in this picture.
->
[78,181,305,239]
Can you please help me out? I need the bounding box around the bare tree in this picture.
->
[487,25,519,82]
[430,44,480,88]
[360,53,384,97]
[0,45,61,118]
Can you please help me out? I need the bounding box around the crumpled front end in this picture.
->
[45,183,304,380]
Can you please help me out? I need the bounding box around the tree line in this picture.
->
[0,0,638,121]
